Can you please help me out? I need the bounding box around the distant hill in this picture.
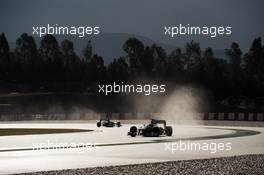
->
[9,33,227,64]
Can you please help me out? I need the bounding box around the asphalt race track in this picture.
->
[0,121,263,174]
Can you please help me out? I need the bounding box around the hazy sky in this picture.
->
[0,0,263,50]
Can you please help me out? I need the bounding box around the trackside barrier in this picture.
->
[0,112,264,121]
[228,113,235,120]
[257,113,263,121]
[203,113,264,121]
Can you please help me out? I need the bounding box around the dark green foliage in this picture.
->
[0,33,10,81]
[243,38,264,95]
[0,32,264,99]
[108,57,129,82]
[14,33,39,82]
[123,38,145,75]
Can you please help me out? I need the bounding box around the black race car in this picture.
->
[128,119,173,137]
[96,113,121,127]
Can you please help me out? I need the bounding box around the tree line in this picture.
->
[0,33,264,98]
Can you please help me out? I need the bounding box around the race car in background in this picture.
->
[97,113,121,127]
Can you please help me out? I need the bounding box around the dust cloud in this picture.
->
[156,86,208,125]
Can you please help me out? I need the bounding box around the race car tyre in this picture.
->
[165,126,173,136]
[129,126,137,137]
[97,122,101,127]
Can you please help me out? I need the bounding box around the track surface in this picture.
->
[0,121,263,174]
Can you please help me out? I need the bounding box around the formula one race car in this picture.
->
[128,119,173,137]
[96,113,121,127]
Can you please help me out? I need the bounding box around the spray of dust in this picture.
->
[158,86,208,125]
